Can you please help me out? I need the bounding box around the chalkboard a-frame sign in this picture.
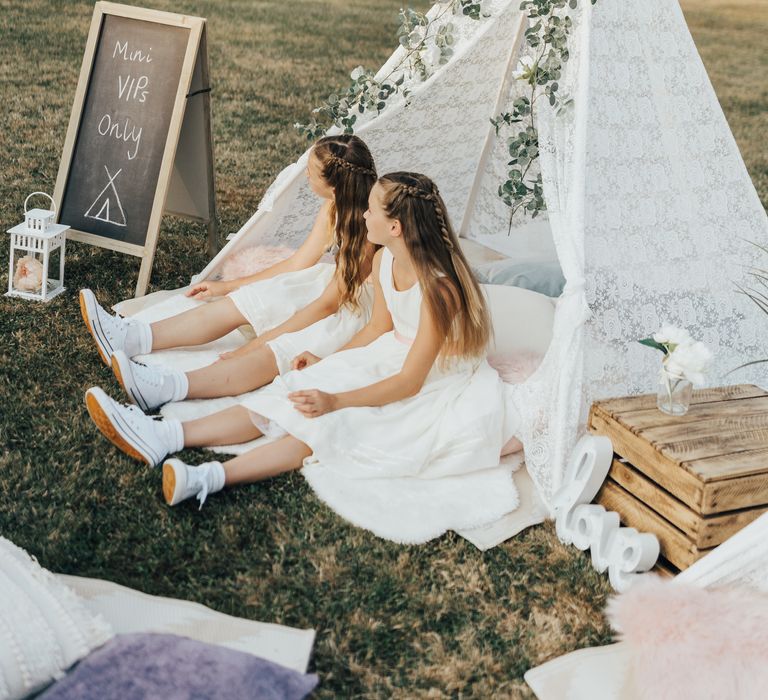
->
[53,2,217,297]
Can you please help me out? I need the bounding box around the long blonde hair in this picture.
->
[312,135,377,309]
[378,172,491,359]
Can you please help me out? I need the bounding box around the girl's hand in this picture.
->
[292,352,321,370]
[219,338,264,360]
[289,389,339,418]
[186,279,232,299]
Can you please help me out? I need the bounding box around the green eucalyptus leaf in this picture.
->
[638,338,668,354]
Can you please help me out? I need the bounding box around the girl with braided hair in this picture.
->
[80,134,382,411]
[83,171,520,523]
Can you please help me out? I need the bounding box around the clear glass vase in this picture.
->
[657,367,693,416]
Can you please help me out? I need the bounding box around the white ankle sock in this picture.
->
[165,370,189,402]
[204,461,226,494]
[124,320,153,357]
[158,418,184,454]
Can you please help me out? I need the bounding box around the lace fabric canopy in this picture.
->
[163,0,768,508]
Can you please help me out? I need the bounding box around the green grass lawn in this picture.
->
[1,1,766,697]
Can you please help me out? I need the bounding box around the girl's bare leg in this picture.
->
[181,407,310,484]
[182,406,263,447]
[222,435,312,485]
[186,347,279,399]
[150,298,248,350]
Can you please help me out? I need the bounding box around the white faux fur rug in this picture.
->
[302,454,524,544]
[126,294,532,545]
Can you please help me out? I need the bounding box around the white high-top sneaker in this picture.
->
[111,350,188,412]
[79,289,152,365]
[84,387,184,467]
[162,459,226,509]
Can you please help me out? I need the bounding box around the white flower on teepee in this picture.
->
[512,55,536,80]
[422,43,441,68]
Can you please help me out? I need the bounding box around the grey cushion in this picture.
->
[39,633,318,700]
[473,259,565,298]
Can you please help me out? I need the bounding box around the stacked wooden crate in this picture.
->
[588,384,768,570]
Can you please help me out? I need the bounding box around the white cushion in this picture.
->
[524,643,639,699]
[58,574,316,674]
[0,538,113,699]
[483,283,555,356]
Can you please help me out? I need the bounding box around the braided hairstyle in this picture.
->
[312,135,378,310]
[378,172,491,361]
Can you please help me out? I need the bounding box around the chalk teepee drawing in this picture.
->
[85,166,126,227]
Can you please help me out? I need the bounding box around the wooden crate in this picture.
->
[588,384,768,570]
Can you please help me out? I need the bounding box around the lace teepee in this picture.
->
[133,0,768,510]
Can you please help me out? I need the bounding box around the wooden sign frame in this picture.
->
[53,2,218,297]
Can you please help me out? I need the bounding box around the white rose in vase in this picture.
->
[664,341,713,386]
[652,324,692,349]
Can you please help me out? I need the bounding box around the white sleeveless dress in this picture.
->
[227,261,335,334]
[266,281,374,375]
[242,248,517,482]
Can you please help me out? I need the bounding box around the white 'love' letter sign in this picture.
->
[551,435,660,592]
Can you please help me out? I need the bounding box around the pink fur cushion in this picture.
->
[487,351,542,456]
[487,351,542,384]
[607,575,768,700]
[220,245,295,281]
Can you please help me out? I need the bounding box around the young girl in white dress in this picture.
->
[78,135,378,408]
[84,172,518,517]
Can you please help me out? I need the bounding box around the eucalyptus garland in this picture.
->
[294,1,487,140]
[295,0,594,221]
[493,0,596,222]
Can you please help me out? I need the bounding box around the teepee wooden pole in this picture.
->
[459,13,527,238]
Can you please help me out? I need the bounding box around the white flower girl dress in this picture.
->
[242,248,521,536]
[228,261,336,334]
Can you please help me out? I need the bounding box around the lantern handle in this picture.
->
[24,192,56,215]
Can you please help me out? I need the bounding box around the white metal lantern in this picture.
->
[6,192,69,302]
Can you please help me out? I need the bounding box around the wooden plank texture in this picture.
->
[701,471,768,514]
[589,385,768,512]
[589,406,705,508]
[613,396,768,432]
[609,459,768,547]
[596,480,709,570]
[638,412,768,444]
[659,428,768,467]
[595,385,766,415]
[689,447,768,481]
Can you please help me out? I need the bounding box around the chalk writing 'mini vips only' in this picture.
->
[118,74,149,103]
[113,41,153,63]
[97,115,142,161]
[93,40,156,160]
